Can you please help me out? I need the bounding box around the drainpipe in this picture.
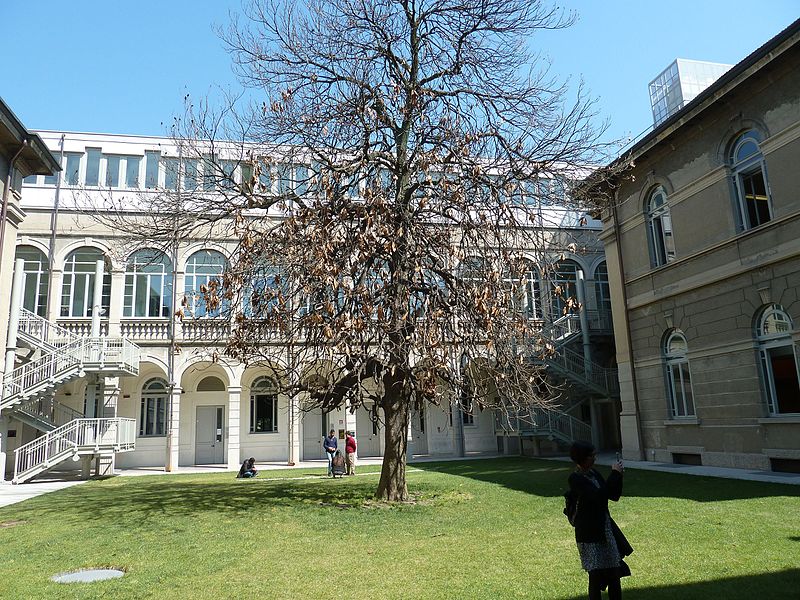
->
[0,141,28,267]
[45,134,66,319]
[611,198,646,461]
[4,258,25,379]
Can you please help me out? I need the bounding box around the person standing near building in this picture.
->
[323,429,338,477]
[567,441,632,600]
[345,431,357,475]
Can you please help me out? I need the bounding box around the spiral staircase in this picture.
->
[1,308,140,483]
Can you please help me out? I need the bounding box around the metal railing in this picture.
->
[13,417,136,484]
[543,344,620,396]
[13,395,84,430]
[521,407,592,443]
[18,308,82,348]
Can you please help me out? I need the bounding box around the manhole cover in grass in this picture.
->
[51,569,125,583]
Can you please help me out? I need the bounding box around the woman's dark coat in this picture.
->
[568,468,633,558]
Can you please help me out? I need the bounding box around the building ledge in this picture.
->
[663,418,700,426]
[758,416,800,424]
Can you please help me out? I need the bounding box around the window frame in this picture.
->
[184,250,228,318]
[16,246,50,317]
[60,248,111,318]
[123,249,173,318]
[664,330,695,418]
[249,377,279,433]
[646,186,675,267]
[730,131,772,231]
[756,305,800,415]
[139,378,168,437]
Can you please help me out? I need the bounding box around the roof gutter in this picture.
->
[0,140,29,266]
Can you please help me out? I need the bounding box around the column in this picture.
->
[4,258,24,378]
[165,385,181,471]
[90,259,104,338]
[85,374,99,418]
[227,385,241,470]
[46,269,63,323]
[107,269,125,337]
[0,416,8,482]
[576,269,592,375]
[287,394,300,466]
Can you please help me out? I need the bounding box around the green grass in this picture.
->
[0,458,798,599]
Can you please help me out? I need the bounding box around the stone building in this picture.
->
[594,18,800,471]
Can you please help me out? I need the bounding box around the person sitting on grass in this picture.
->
[237,457,257,478]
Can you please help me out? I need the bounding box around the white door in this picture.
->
[411,407,428,454]
[356,404,382,457]
[196,406,225,464]
[302,408,324,460]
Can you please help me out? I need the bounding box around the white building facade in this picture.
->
[3,130,616,479]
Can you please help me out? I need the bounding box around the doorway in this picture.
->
[196,405,225,464]
[355,404,382,457]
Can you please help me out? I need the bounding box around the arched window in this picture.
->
[197,376,226,392]
[551,260,580,318]
[245,265,286,319]
[15,245,49,317]
[184,250,227,318]
[60,247,111,318]
[664,331,695,417]
[646,186,675,267]
[502,261,541,319]
[409,268,448,318]
[250,377,278,433]
[124,249,173,318]
[140,378,168,437]
[730,130,771,230]
[756,305,800,415]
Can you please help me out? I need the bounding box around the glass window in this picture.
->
[757,305,800,415]
[502,261,541,319]
[23,175,38,185]
[664,331,695,418]
[184,250,227,318]
[15,246,49,317]
[203,155,216,191]
[65,153,82,186]
[105,155,121,187]
[594,262,612,313]
[184,159,198,191]
[125,156,141,188]
[163,157,180,191]
[60,248,111,318]
[460,381,475,426]
[139,378,168,436]
[123,249,173,318]
[730,131,771,230]
[145,150,160,189]
[646,186,675,267]
[250,377,278,433]
[245,265,286,318]
[44,171,58,186]
[85,148,101,186]
[551,260,580,318]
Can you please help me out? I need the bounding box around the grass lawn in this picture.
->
[0,458,798,599]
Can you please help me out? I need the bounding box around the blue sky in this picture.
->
[4,1,798,147]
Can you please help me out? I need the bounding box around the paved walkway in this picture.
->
[2,453,798,509]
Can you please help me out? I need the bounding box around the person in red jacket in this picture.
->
[345,431,357,475]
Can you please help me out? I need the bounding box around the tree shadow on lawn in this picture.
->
[559,568,800,600]
[8,475,382,523]
[413,457,800,502]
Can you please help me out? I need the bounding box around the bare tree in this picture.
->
[97,0,615,501]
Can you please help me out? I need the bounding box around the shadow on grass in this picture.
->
[8,474,382,522]
[413,457,800,502]
[560,568,800,600]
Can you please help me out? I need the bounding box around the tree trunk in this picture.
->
[376,397,410,502]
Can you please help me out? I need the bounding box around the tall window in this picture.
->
[140,378,168,436]
[60,248,111,318]
[757,305,800,415]
[594,262,611,313]
[184,250,227,318]
[502,261,541,319]
[250,377,279,433]
[731,130,771,230]
[664,331,695,418]
[245,265,285,318]
[551,260,580,318]
[646,186,675,267]
[16,246,49,317]
[124,249,173,318]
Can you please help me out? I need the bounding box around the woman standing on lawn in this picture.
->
[568,441,633,600]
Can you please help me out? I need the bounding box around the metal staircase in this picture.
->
[2,308,141,483]
[13,418,136,484]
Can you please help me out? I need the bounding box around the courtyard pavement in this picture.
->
[2,452,798,509]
